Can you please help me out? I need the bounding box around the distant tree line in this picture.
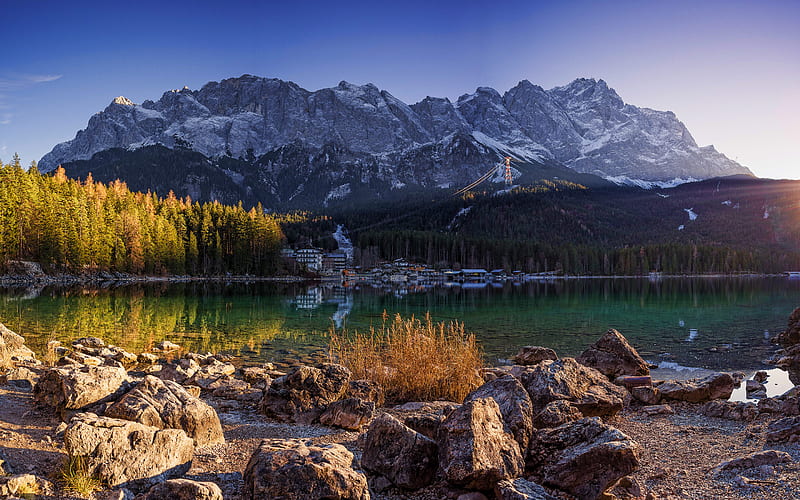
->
[355,230,800,274]
[0,155,284,275]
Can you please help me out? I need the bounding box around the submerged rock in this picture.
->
[242,439,369,500]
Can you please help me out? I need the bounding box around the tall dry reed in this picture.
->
[330,312,484,403]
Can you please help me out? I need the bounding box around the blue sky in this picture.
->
[1,0,798,178]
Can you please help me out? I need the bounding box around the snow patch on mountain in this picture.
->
[447,206,472,231]
[684,208,698,221]
[324,183,351,206]
[606,175,700,189]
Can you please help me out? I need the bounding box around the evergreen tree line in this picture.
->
[0,157,284,275]
[356,230,800,274]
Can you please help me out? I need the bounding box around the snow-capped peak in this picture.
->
[112,96,135,106]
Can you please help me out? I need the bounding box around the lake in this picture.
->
[1,277,798,375]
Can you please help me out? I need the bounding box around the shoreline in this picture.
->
[0,271,790,287]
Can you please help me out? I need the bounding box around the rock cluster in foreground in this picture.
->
[0,310,799,499]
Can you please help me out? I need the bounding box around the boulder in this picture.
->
[438,397,524,490]
[361,413,439,490]
[158,358,200,384]
[0,365,40,391]
[259,363,351,424]
[532,400,582,429]
[577,329,649,379]
[73,336,106,348]
[657,372,734,403]
[242,366,273,388]
[242,439,369,500]
[745,379,767,398]
[208,376,261,401]
[0,474,54,497]
[188,360,236,388]
[701,401,758,421]
[347,379,385,406]
[712,450,792,474]
[63,413,194,491]
[527,417,640,499]
[104,375,224,446]
[319,397,375,430]
[766,416,800,442]
[517,358,630,417]
[758,394,800,415]
[0,322,36,369]
[630,386,660,405]
[464,374,534,449]
[135,479,223,500]
[395,400,461,440]
[641,404,674,416]
[495,479,559,500]
[137,352,159,364]
[0,450,11,475]
[603,476,645,500]
[774,306,800,346]
[513,346,558,366]
[34,364,128,416]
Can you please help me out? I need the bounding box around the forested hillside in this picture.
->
[0,156,283,275]
[332,177,800,274]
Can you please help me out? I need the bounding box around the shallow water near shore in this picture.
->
[0,277,798,375]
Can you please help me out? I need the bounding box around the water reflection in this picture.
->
[0,277,796,370]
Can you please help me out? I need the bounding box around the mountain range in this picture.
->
[40,75,752,209]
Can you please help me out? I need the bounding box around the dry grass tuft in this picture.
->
[330,312,484,403]
[60,455,102,498]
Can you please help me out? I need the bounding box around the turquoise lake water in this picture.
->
[0,277,798,372]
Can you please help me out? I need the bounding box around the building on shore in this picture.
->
[294,248,324,271]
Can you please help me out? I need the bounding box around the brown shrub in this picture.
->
[330,312,483,403]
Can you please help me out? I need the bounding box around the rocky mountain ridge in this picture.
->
[40,75,752,207]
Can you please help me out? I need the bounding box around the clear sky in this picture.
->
[1,0,798,179]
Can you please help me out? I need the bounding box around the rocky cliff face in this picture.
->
[40,75,752,206]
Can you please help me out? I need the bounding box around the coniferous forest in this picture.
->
[0,156,283,275]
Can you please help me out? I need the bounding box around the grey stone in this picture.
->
[242,439,369,500]
[438,398,524,490]
[104,375,224,446]
[63,413,194,491]
[361,413,438,490]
